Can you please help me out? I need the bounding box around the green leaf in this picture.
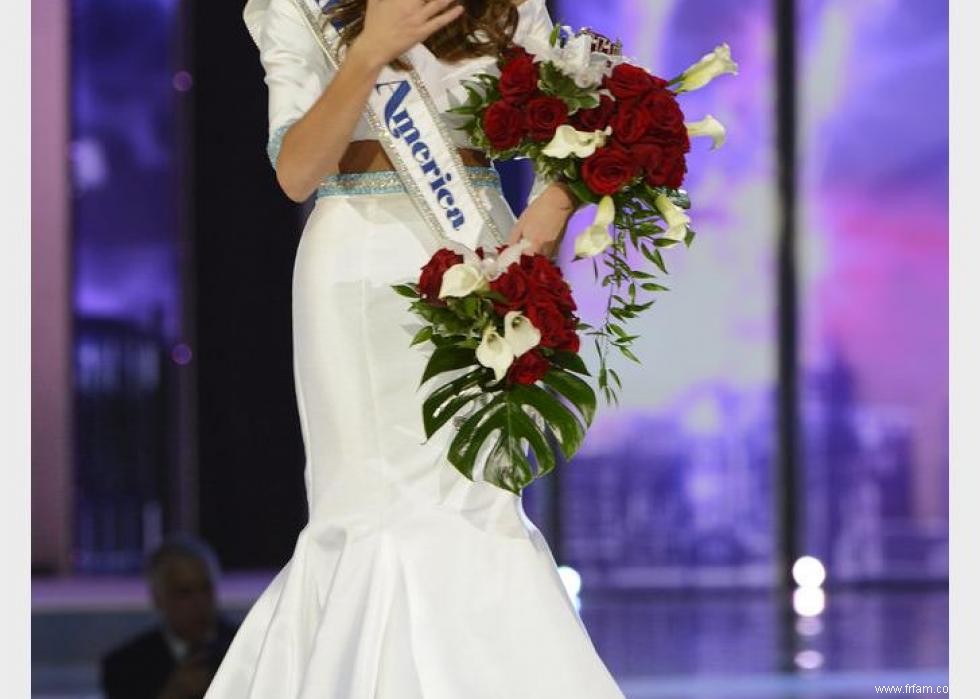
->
[608,367,622,390]
[410,326,433,346]
[640,282,670,292]
[548,349,591,376]
[420,345,478,386]
[421,366,490,438]
[651,248,668,274]
[447,393,553,493]
[446,394,506,479]
[540,369,597,427]
[512,383,586,460]
[608,322,628,338]
[549,24,561,46]
[618,345,642,364]
[391,283,419,298]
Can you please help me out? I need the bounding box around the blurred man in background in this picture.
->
[100,534,238,699]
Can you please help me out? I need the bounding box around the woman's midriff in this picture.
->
[338,139,490,173]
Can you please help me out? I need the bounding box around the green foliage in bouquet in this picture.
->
[390,280,596,494]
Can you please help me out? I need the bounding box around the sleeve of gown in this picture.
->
[243,0,336,170]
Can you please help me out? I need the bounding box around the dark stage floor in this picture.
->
[33,576,948,698]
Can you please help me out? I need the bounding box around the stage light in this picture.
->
[792,586,826,617]
[558,565,582,597]
[794,649,824,670]
[557,565,582,610]
[171,343,193,365]
[173,71,194,92]
[792,555,827,588]
[795,616,824,636]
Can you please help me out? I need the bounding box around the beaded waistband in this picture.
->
[315,167,502,198]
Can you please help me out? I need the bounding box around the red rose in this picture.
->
[556,285,577,313]
[610,101,653,145]
[506,349,551,385]
[522,253,563,285]
[555,316,581,353]
[502,45,532,63]
[524,298,570,349]
[488,263,531,314]
[580,145,638,196]
[524,95,569,142]
[499,52,539,105]
[418,248,463,304]
[572,94,615,131]
[635,143,687,188]
[602,63,660,99]
[521,255,575,311]
[483,101,525,150]
[639,91,689,149]
[659,151,687,189]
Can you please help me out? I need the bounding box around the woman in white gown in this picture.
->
[204,0,625,696]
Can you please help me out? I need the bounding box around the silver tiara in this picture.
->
[577,27,623,57]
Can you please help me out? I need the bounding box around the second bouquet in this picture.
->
[392,240,596,494]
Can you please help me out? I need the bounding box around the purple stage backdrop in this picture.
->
[541,0,781,587]
[69,0,186,572]
[62,0,947,583]
[540,0,948,585]
[797,0,948,582]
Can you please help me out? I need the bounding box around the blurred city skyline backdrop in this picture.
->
[43,0,947,586]
[31,0,948,696]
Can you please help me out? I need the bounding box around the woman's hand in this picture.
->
[351,0,465,69]
[505,181,579,259]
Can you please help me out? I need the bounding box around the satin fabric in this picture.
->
[203,187,625,698]
[206,0,626,696]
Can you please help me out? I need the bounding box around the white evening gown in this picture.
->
[204,1,626,697]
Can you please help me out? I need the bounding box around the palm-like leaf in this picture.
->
[421,354,596,493]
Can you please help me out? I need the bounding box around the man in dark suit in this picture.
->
[100,535,238,699]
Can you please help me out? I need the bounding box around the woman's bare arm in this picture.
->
[274,0,465,202]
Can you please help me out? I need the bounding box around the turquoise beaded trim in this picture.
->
[315,167,501,198]
[266,121,295,170]
[266,121,500,198]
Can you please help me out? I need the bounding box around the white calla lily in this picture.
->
[442,238,532,283]
[475,324,515,382]
[503,310,541,357]
[686,114,727,149]
[676,43,738,93]
[654,193,691,241]
[479,238,531,281]
[573,194,616,258]
[438,262,489,299]
[542,124,612,159]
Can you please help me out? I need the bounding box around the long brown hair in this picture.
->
[323,0,520,71]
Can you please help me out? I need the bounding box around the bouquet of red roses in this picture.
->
[448,26,737,404]
[392,239,596,494]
